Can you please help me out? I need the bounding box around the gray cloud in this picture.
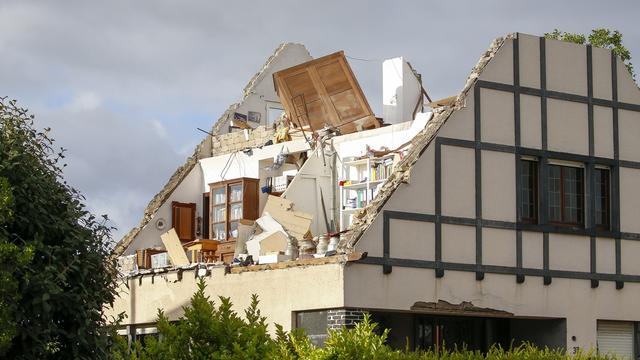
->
[1,0,638,239]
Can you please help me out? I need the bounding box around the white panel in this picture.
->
[592,46,612,101]
[546,38,587,96]
[549,234,590,273]
[597,321,634,359]
[518,33,540,89]
[481,151,516,222]
[483,228,516,267]
[547,99,589,155]
[520,94,541,149]
[621,240,640,275]
[384,145,435,214]
[618,109,640,162]
[522,231,543,269]
[593,106,614,159]
[596,238,616,274]
[479,38,513,85]
[441,146,475,218]
[481,89,514,146]
[389,220,435,261]
[617,57,640,105]
[437,97,475,141]
[620,167,640,233]
[442,224,475,264]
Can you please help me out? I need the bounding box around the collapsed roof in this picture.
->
[112,34,513,263]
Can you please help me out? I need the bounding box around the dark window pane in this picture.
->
[563,167,583,224]
[296,311,328,347]
[594,169,610,228]
[548,165,562,222]
[520,160,537,222]
[548,164,584,225]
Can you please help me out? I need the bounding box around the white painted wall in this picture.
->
[223,44,312,132]
[382,57,423,125]
[124,164,204,255]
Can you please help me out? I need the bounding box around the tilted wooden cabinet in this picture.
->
[273,51,379,135]
[209,178,259,242]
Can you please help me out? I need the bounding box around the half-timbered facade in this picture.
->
[345,33,640,356]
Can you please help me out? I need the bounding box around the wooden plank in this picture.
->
[262,195,312,240]
[160,228,190,266]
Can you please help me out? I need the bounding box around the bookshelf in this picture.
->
[339,154,395,230]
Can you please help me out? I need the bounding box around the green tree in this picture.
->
[115,278,275,360]
[545,28,634,79]
[0,97,119,359]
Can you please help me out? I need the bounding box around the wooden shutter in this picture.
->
[597,320,634,358]
[171,201,196,242]
[273,51,379,135]
[202,193,210,239]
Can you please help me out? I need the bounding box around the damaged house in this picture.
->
[108,33,640,357]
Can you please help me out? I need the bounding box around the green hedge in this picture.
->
[112,279,619,360]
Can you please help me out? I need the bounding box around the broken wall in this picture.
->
[107,262,346,333]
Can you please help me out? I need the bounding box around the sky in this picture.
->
[1,0,638,242]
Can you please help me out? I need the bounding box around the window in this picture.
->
[520,160,538,223]
[594,168,610,229]
[267,106,284,127]
[548,165,584,225]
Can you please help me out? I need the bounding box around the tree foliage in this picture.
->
[0,97,119,359]
[545,28,634,79]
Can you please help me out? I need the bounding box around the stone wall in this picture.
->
[327,308,367,329]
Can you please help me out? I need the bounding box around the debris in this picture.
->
[160,228,190,266]
[150,252,170,268]
[262,195,312,240]
[117,254,137,274]
[234,219,256,257]
[183,239,220,263]
[258,252,289,264]
[274,126,291,143]
[427,95,458,108]
[135,248,165,269]
[410,300,514,317]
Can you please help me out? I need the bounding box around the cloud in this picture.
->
[64,92,102,112]
[1,0,638,243]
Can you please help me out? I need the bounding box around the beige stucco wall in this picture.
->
[351,32,640,351]
[344,263,640,351]
[108,263,345,332]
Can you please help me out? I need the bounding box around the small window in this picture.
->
[520,160,538,223]
[594,168,610,230]
[548,165,584,226]
[267,106,284,127]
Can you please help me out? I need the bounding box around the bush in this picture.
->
[114,279,620,360]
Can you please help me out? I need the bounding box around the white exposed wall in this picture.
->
[382,57,423,125]
[221,44,312,132]
[124,165,204,254]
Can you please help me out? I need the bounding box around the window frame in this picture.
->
[593,167,611,231]
[547,164,585,227]
[520,159,538,224]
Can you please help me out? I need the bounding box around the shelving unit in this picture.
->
[339,154,395,230]
[209,177,259,263]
